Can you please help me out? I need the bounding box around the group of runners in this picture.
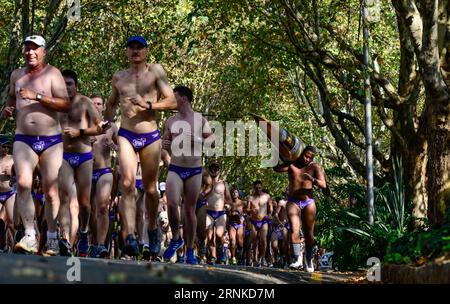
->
[0,34,326,272]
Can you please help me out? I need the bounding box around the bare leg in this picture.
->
[95,173,113,245]
[139,142,161,231]
[40,143,63,234]
[135,189,146,243]
[302,202,316,271]
[165,172,183,240]
[58,162,74,241]
[13,142,38,234]
[117,137,138,237]
[182,174,201,249]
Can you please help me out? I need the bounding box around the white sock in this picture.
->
[25,229,36,237]
[292,243,302,257]
[47,231,57,240]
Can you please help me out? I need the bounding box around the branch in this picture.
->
[22,0,30,37]
[303,59,383,184]
[392,0,423,55]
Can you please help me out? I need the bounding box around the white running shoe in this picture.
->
[289,255,303,269]
[305,257,315,273]
[14,234,38,254]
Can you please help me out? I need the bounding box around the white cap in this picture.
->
[24,35,46,48]
[159,182,166,192]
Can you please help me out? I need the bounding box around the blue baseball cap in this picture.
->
[126,36,148,47]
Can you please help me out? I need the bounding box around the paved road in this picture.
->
[0,253,365,284]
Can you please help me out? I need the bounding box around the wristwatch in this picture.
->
[79,129,85,137]
[36,93,43,101]
[147,101,153,110]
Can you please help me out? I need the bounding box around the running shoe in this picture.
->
[148,228,161,255]
[305,256,315,273]
[89,244,109,258]
[163,238,184,261]
[59,239,73,257]
[141,244,151,261]
[176,253,184,263]
[230,257,237,265]
[289,255,304,269]
[14,234,37,254]
[185,248,197,265]
[45,238,60,256]
[0,245,10,253]
[76,232,89,257]
[124,234,139,257]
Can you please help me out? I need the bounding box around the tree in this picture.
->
[213,0,448,225]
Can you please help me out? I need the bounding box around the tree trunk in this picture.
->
[425,93,450,225]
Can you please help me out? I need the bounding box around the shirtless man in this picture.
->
[274,146,326,272]
[58,69,108,257]
[227,188,245,265]
[105,35,176,257]
[89,95,118,258]
[247,180,272,267]
[0,138,15,252]
[271,197,290,268]
[205,162,231,265]
[1,35,70,254]
[161,86,214,264]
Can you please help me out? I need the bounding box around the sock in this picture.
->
[47,231,57,240]
[292,243,302,258]
[139,240,145,245]
[25,229,36,237]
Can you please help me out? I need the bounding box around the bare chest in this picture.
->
[68,101,87,123]
[212,182,225,196]
[15,73,52,108]
[289,165,314,182]
[116,71,157,97]
[0,157,13,176]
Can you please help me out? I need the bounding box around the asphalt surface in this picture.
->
[0,252,364,284]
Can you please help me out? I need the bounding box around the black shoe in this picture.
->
[147,229,161,255]
[59,239,73,256]
[124,234,139,257]
[14,228,25,244]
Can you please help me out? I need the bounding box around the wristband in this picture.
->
[79,129,85,137]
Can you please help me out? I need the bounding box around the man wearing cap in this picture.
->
[0,137,15,252]
[161,86,214,264]
[1,35,70,254]
[105,35,177,257]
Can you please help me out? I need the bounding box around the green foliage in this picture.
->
[384,224,450,265]
[316,157,411,271]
